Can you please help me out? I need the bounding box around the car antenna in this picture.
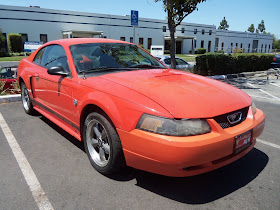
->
[83,69,86,80]
[82,62,86,79]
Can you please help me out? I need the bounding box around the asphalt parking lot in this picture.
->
[0,75,280,209]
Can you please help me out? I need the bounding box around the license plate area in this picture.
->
[235,130,252,154]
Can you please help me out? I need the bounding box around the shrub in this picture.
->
[8,33,23,53]
[195,48,206,54]
[233,48,243,53]
[194,53,274,76]
[0,51,11,57]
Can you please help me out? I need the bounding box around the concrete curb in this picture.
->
[0,94,21,104]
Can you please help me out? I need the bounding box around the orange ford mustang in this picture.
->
[17,38,265,177]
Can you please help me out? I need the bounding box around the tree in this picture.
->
[272,34,280,49]
[258,20,265,33]
[255,29,259,33]
[247,24,255,33]
[155,0,206,69]
[218,17,229,30]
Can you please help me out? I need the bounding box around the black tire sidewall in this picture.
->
[83,112,124,174]
[21,83,34,114]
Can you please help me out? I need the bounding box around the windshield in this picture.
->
[69,43,166,74]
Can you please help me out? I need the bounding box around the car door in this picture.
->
[32,45,76,128]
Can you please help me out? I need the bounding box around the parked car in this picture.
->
[17,38,265,177]
[156,55,194,70]
[271,54,280,68]
[0,67,17,92]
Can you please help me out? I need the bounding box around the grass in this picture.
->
[0,56,28,62]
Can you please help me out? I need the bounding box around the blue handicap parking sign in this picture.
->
[131,10,138,26]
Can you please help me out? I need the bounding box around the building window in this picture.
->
[120,37,125,41]
[181,28,185,33]
[269,44,271,52]
[201,40,204,48]
[20,33,28,50]
[208,41,211,52]
[231,43,233,53]
[130,37,133,43]
[163,26,166,32]
[194,39,197,48]
[221,42,224,51]
[148,38,152,49]
[139,38,143,46]
[248,44,251,53]
[261,44,263,53]
[265,44,267,52]
[209,30,212,35]
[40,34,48,43]
[236,43,238,48]
[194,29,197,34]
[103,36,107,39]
[202,29,205,35]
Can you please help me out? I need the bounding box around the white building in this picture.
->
[0,4,273,54]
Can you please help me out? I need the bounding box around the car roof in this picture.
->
[156,55,170,59]
[45,38,132,47]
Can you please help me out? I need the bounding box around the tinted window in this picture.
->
[41,45,69,71]
[33,48,45,65]
[164,58,171,65]
[164,58,182,65]
[175,58,188,65]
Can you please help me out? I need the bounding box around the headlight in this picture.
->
[136,114,211,136]
[251,102,257,114]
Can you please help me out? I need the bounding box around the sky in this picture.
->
[0,0,279,38]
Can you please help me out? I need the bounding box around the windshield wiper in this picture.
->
[129,64,164,69]
[78,66,135,74]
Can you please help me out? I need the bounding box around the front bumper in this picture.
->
[117,107,265,177]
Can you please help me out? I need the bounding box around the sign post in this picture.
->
[131,10,138,44]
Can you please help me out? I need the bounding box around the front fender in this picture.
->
[75,84,172,132]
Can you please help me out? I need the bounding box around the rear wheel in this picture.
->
[83,112,126,174]
[21,82,35,115]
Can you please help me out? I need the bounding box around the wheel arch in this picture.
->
[80,104,117,142]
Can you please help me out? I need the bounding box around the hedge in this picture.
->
[194,53,274,76]
[8,33,22,53]
[195,48,206,54]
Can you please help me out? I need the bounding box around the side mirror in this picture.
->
[47,66,69,77]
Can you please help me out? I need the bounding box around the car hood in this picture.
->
[99,69,251,118]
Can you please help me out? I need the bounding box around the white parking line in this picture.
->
[257,139,280,150]
[0,113,54,210]
[248,94,280,101]
[247,83,280,100]
[270,83,280,88]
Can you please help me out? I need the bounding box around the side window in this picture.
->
[164,58,171,65]
[41,45,69,71]
[33,48,45,65]
[176,58,188,65]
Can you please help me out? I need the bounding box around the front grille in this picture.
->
[214,107,249,129]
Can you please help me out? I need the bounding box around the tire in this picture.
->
[83,112,126,175]
[21,82,36,115]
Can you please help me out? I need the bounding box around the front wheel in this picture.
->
[21,82,36,115]
[83,112,126,174]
